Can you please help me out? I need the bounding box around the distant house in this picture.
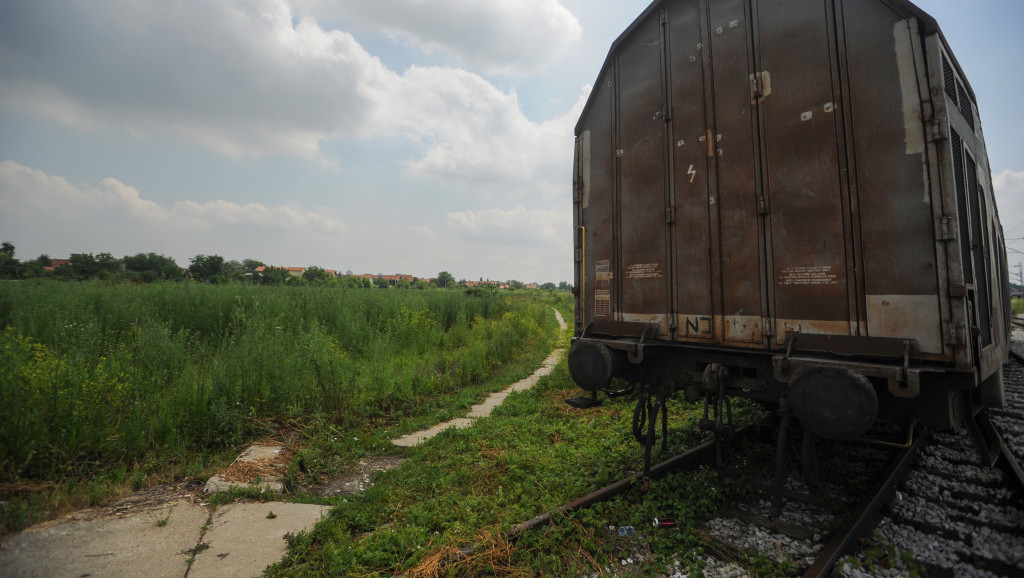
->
[43,259,71,272]
[254,266,305,276]
[378,274,415,286]
[525,283,539,290]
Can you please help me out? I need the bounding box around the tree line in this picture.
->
[0,242,572,291]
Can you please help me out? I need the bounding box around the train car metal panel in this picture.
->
[666,0,714,342]
[570,0,1009,441]
[616,11,672,338]
[757,0,853,346]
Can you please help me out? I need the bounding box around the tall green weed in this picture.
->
[0,281,560,482]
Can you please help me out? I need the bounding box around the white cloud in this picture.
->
[447,205,566,247]
[0,161,574,281]
[0,0,381,159]
[994,169,1024,254]
[397,74,587,202]
[0,161,345,264]
[299,0,582,77]
[0,0,581,206]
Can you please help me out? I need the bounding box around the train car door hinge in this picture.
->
[758,194,770,215]
[662,104,672,123]
[944,322,965,345]
[574,248,583,263]
[763,318,775,338]
[750,71,771,104]
[665,206,675,224]
[927,118,948,143]
[936,216,956,241]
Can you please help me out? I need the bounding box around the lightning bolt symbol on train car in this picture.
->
[687,164,697,183]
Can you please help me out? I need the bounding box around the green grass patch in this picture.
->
[267,360,773,576]
[0,280,569,534]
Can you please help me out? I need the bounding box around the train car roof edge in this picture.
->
[574,0,975,136]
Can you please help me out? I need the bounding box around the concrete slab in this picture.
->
[0,500,209,578]
[504,349,562,393]
[203,443,289,495]
[189,501,330,578]
[467,392,509,418]
[392,418,474,447]
[391,306,568,447]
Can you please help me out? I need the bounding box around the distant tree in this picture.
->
[302,266,334,285]
[242,259,265,277]
[372,276,390,289]
[257,266,292,285]
[412,279,430,290]
[540,282,556,291]
[396,278,411,289]
[221,260,246,282]
[21,254,52,278]
[509,280,524,290]
[338,275,362,288]
[0,242,21,279]
[189,254,224,283]
[56,253,110,280]
[124,252,180,282]
[436,270,455,289]
[51,252,119,280]
[558,281,573,292]
[96,253,121,277]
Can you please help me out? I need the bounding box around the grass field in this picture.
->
[1,280,790,575]
[0,280,566,533]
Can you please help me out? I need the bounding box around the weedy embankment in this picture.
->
[0,281,563,534]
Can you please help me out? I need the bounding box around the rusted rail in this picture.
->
[801,427,931,578]
[996,349,1024,494]
[511,427,753,536]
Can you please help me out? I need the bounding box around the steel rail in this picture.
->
[438,427,757,569]
[801,427,931,578]
[996,349,1024,494]
[510,426,753,536]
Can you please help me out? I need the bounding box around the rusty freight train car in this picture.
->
[568,0,1009,460]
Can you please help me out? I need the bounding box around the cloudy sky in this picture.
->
[1,0,1022,284]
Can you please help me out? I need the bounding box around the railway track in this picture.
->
[509,348,1024,576]
[706,355,1024,577]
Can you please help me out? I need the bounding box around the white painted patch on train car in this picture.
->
[621,313,671,338]
[867,294,942,353]
[580,130,591,208]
